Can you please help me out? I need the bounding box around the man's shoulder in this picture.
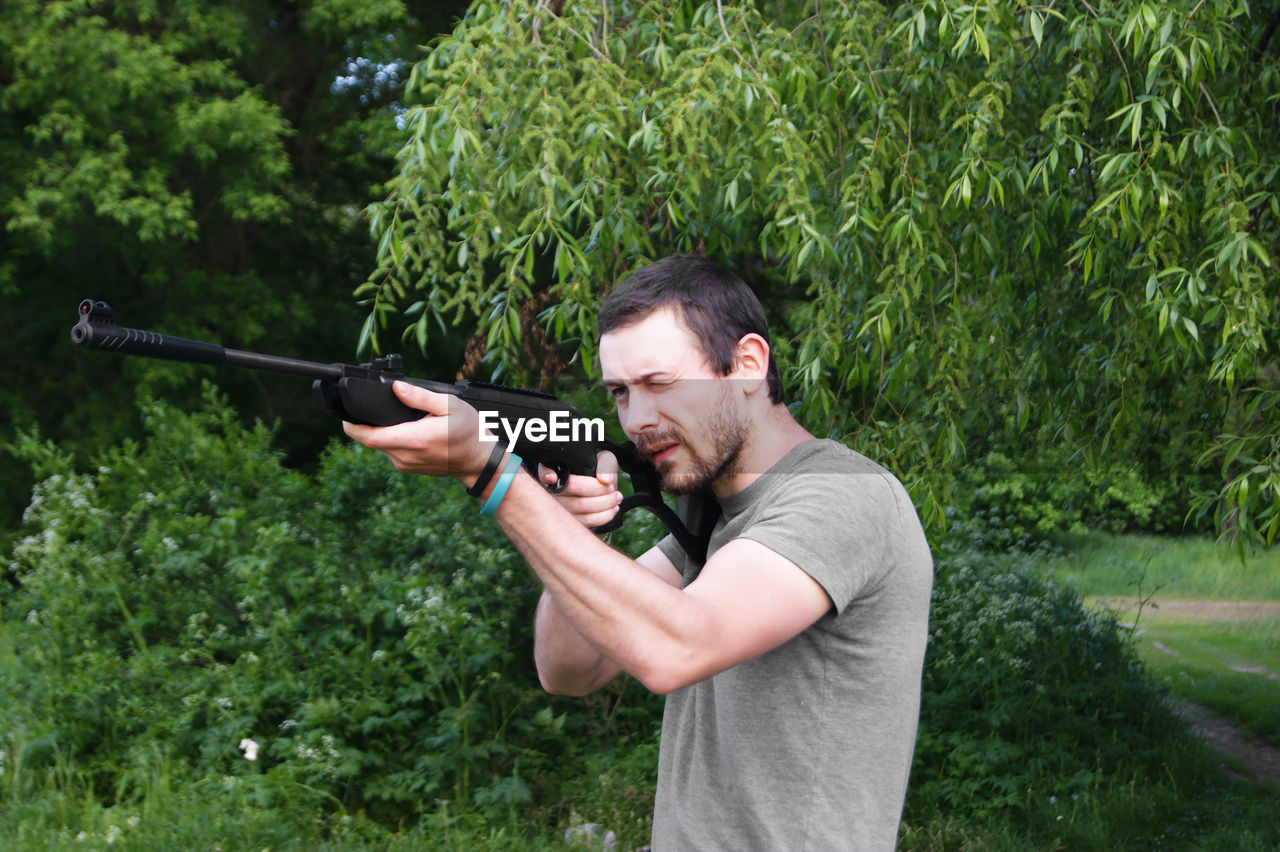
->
[778,438,897,481]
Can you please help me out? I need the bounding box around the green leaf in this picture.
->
[357,313,376,356]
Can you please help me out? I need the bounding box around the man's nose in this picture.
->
[620,389,660,436]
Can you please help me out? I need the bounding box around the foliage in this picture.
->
[365,0,1280,543]
[0,0,469,532]
[1,388,563,823]
[946,448,1179,552]
[909,547,1192,823]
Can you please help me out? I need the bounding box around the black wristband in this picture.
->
[467,441,508,498]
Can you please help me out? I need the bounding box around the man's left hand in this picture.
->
[342,381,491,488]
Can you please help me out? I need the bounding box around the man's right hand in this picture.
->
[538,450,623,529]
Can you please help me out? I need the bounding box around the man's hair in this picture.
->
[598,254,784,403]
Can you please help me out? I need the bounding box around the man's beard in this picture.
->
[640,390,749,495]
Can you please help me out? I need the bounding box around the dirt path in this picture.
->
[1175,701,1280,788]
[1093,597,1280,623]
[1091,597,1280,789]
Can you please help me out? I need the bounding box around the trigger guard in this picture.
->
[544,464,570,494]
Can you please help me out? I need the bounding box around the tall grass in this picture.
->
[1039,531,1280,600]
[0,753,570,851]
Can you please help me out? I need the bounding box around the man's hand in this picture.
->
[538,450,624,529]
[342,381,491,488]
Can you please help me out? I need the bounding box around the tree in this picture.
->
[365,0,1279,542]
[0,0,468,529]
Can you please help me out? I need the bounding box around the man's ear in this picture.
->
[732,333,771,394]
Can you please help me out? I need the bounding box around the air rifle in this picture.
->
[70,299,716,565]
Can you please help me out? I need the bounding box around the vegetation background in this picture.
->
[2,0,1277,848]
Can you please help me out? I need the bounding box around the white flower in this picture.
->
[238,738,259,761]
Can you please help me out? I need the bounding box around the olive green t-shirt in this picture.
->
[653,439,933,851]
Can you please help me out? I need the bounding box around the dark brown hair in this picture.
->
[598,255,783,403]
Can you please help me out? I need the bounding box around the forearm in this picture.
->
[533,590,622,696]
[495,472,709,694]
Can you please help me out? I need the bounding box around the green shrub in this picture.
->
[945,450,1185,553]
[908,547,1193,825]
[3,390,1212,844]
[1,388,572,822]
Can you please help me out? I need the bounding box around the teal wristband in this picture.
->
[480,453,523,517]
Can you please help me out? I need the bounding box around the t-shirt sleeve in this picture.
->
[736,471,897,614]
[656,532,681,568]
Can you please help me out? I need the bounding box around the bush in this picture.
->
[3,390,1206,844]
[1,388,579,823]
[944,450,1186,553]
[908,547,1193,825]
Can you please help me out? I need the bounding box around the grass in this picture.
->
[902,768,1280,851]
[1033,530,1280,745]
[0,749,599,851]
[1037,530,1280,600]
[1107,603,1280,744]
[896,531,1280,850]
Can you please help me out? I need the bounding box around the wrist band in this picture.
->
[480,453,523,517]
[467,440,508,498]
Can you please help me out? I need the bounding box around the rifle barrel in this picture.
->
[71,299,342,380]
[222,348,343,380]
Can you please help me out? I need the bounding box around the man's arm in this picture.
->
[532,451,682,696]
[495,469,833,695]
[346,381,834,696]
[533,545,680,696]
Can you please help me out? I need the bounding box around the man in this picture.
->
[345,254,933,850]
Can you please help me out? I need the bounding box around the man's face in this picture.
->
[600,307,748,494]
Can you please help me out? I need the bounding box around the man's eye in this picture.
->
[608,386,627,400]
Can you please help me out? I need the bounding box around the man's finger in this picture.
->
[595,450,619,488]
[556,492,622,529]
[580,506,621,529]
[343,413,446,449]
[561,490,624,515]
[392,380,452,415]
